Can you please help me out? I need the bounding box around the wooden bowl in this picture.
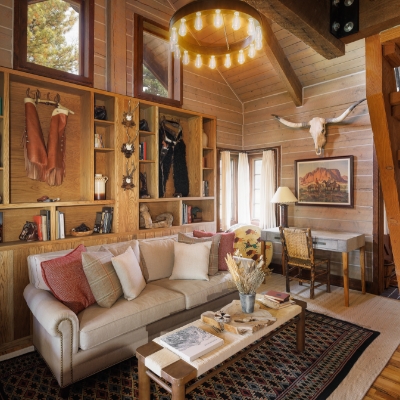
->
[70,229,94,237]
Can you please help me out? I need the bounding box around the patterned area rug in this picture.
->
[0,311,379,400]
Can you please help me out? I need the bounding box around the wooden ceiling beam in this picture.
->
[142,45,169,89]
[246,0,345,60]
[261,15,303,106]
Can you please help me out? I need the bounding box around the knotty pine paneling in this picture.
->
[244,76,373,281]
[94,0,107,90]
[0,0,12,69]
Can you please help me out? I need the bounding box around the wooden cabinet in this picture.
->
[0,66,217,356]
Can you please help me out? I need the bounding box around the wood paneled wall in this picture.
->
[243,71,374,282]
[126,0,243,150]
[0,0,12,68]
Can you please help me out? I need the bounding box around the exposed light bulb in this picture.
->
[214,9,223,28]
[247,18,255,36]
[171,27,178,44]
[209,55,216,69]
[194,11,203,31]
[224,54,232,68]
[255,26,262,50]
[248,43,256,58]
[182,50,190,65]
[195,54,202,68]
[232,11,241,31]
[170,37,175,51]
[174,45,181,59]
[178,18,187,36]
[238,49,245,64]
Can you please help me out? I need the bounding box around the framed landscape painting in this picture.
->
[295,156,354,207]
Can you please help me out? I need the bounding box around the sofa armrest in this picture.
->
[24,283,79,353]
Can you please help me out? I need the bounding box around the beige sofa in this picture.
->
[23,235,238,387]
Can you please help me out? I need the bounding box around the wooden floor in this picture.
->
[364,345,400,399]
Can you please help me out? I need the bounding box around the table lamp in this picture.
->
[271,187,298,228]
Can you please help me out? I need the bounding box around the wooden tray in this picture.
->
[70,229,94,237]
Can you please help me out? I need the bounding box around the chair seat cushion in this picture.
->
[150,272,237,309]
[78,284,185,350]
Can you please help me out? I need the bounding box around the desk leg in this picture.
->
[342,252,349,307]
[360,245,366,294]
[138,359,150,400]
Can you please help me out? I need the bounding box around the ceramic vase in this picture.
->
[94,174,108,200]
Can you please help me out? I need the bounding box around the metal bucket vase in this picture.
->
[239,293,256,313]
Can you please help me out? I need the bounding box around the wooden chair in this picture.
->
[279,226,330,299]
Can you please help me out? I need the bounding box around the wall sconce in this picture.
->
[271,187,298,228]
[330,0,359,39]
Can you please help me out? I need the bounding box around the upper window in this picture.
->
[14,0,94,86]
[134,14,182,107]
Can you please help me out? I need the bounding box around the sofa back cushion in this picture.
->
[99,239,140,261]
[139,238,176,281]
[41,244,96,314]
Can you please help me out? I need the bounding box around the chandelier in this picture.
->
[169,0,263,69]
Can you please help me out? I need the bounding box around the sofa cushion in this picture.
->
[151,272,237,309]
[82,251,123,308]
[139,238,176,282]
[193,231,235,271]
[112,247,146,301]
[41,245,96,314]
[178,232,220,276]
[99,239,140,261]
[170,241,211,281]
[78,284,185,350]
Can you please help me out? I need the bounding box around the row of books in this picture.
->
[182,203,192,224]
[139,142,147,160]
[33,210,65,241]
[93,207,113,233]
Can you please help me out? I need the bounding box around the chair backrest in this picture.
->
[226,223,264,261]
[279,227,315,263]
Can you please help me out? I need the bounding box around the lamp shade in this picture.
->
[271,187,298,204]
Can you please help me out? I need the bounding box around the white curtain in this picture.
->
[238,152,251,224]
[260,150,276,229]
[221,151,231,231]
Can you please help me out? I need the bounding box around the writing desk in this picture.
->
[261,227,366,307]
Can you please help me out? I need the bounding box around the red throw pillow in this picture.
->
[193,230,235,271]
[41,244,96,314]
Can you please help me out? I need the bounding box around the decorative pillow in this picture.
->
[41,244,95,314]
[111,247,146,301]
[170,241,211,281]
[193,230,235,271]
[82,251,123,308]
[178,232,220,275]
[99,239,140,262]
[139,238,176,281]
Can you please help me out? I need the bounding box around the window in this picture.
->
[14,0,94,86]
[134,14,183,107]
[250,156,262,223]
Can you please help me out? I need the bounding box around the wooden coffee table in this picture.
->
[136,299,306,400]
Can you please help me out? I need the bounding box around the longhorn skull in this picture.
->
[272,98,366,155]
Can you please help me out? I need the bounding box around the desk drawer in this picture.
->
[312,239,338,251]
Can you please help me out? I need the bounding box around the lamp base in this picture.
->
[280,204,289,228]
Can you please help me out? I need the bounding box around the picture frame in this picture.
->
[294,155,354,207]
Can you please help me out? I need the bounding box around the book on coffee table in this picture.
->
[263,290,290,303]
[159,325,224,362]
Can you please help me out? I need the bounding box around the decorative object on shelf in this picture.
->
[139,119,150,131]
[202,130,208,147]
[71,226,94,237]
[94,133,104,148]
[271,187,298,228]
[94,105,107,120]
[225,252,265,313]
[121,99,139,159]
[22,88,74,186]
[19,221,38,242]
[139,172,150,199]
[272,98,365,155]
[159,117,189,197]
[191,206,202,222]
[139,204,173,229]
[202,180,209,196]
[36,195,60,202]
[294,156,354,208]
[94,173,108,200]
[169,0,263,70]
[121,160,136,191]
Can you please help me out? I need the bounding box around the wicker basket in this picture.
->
[70,229,94,237]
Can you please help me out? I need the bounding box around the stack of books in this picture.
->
[258,290,294,309]
[139,142,147,160]
[93,206,114,233]
[33,210,51,241]
[182,203,192,224]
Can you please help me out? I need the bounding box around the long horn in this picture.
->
[272,114,309,129]
[326,98,366,123]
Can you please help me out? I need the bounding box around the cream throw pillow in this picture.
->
[111,247,146,301]
[170,241,212,281]
[82,251,123,308]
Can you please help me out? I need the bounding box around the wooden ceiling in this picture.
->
[130,0,400,106]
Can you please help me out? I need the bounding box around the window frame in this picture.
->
[14,0,94,86]
[133,14,183,108]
